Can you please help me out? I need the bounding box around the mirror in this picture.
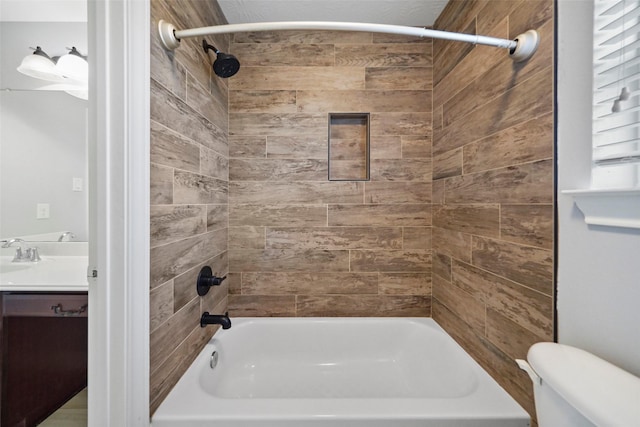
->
[0,21,88,242]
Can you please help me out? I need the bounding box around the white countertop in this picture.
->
[0,256,89,292]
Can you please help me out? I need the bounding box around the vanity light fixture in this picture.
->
[56,47,88,99]
[55,47,88,84]
[16,46,89,100]
[16,46,65,82]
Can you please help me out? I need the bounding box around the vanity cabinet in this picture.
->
[0,292,88,427]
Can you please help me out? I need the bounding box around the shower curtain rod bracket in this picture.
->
[158,20,538,62]
[508,29,539,62]
[159,20,180,50]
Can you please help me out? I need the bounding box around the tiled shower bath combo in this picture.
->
[149,0,554,423]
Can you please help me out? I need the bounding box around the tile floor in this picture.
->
[38,388,87,427]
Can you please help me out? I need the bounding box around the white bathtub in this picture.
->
[152,317,529,427]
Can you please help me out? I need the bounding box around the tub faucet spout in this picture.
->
[201,311,231,329]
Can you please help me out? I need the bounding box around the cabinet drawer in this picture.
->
[2,293,88,317]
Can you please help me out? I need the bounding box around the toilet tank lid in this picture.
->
[528,342,640,426]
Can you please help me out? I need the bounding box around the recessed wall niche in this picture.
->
[328,113,370,181]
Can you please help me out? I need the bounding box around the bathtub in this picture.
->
[152,317,529,427]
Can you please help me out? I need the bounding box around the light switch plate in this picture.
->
[36,203,50,219]
[72,177,83,192]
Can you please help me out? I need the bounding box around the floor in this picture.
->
[38,388,87,427]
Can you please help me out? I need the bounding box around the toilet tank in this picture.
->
[525,343,640,427]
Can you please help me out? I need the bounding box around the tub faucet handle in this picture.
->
[196,266,227,296]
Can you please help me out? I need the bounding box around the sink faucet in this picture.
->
[200,312,231,329]
[2,238,41,262]
[58,231,76,242]
[2,238,26,248]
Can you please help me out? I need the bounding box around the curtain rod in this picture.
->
[158,20,539,62]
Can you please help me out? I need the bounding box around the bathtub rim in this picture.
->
[152,317,529,425]
[199,316,481,399]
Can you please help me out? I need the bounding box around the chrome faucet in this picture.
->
[2,238,41,262]
[2,238,26,248]
[58,231,76,242]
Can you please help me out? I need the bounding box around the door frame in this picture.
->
[88,0,150,425]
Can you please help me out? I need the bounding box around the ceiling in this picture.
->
[217,0,449,27]
[0,0,86,22]
[0,0,448,27]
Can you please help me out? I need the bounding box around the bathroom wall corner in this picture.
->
[431,0,555,422]
[148,0,230,414]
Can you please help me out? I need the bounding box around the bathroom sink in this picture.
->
[0,258,34,273]
[0,255,89,291]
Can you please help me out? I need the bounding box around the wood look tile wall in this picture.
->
[431,0,555,422]
[149,0,230,414]
[227,30,433,317]
[149,0,553,420]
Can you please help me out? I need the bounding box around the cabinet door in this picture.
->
[1,293,88,427]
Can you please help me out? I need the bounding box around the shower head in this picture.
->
[202,40,240,78]
[214,51,240,78]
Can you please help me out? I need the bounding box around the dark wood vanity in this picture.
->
[0,292,88,426]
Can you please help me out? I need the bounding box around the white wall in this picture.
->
[0,91,88,240]
[0,0,87,22]
[0,22,87,90]
[0,22,88,241]
[557,0,640,377]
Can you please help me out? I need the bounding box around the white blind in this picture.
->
[593,0,640,188]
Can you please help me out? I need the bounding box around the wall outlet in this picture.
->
[36,203,50,219]
[72,177,83,192]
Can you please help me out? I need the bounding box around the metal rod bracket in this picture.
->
[159,20,180,50]
[509,30,540,62]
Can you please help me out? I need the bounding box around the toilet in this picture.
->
[516,342,640,426]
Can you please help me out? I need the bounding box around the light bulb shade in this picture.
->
[17,47,65,82]
[65,89,89,100]
[56,48,88,84]
[35,84,89,100]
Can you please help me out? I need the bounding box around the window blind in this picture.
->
[593,0,640,188]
